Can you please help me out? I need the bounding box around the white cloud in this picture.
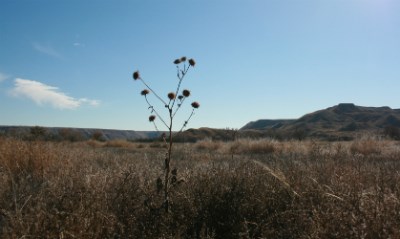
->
[10,78,100,110]
[0,72,8,82]
[78,98,100,107]
[33,43,63,59]
[73,42,85,47]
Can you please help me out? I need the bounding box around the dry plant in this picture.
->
[104,139,134,148]
[228,138,277,155]
[350,139,382,156]
[132,57,200,212]
[1,136,400,238]
[194,138,223,151]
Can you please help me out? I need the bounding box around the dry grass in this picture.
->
[194,138,223,151]
[227,138,278,155]
[350,139,383,156]
[1,136,400,238]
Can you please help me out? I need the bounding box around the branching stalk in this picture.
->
[172,97,186,118]
[132,57,199,213]
[179,108,195,132]
[144,96,169,129]
[139,78,168,106]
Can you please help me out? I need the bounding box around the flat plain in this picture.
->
[1,137,400,238]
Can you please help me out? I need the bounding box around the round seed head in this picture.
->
[133,71,140,80]
[188,58,196,67]
[168,92,176,100]
[141,89,150,96]
[178,95,184,100]
[149,115,156,122]
[180,56,187,62]
[191,101,200,109]
[182,89,190,97]
[173,59,181,64]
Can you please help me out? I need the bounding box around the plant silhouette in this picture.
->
[132,56,200,212]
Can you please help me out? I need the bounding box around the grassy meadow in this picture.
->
[1,136,400,238]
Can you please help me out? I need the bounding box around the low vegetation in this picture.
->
[1,136,400,238]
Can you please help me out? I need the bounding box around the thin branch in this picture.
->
[144,96,169,129]
[139,78,168,106]
[152,121,160,132]
[172,97,186,118]
[171,65,190,110]
[179,108,196,132]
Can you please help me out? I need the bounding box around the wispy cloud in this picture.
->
[0,72,9,82]
[73,42,85,47]
[32,43,63,59]
[10,78,100,110]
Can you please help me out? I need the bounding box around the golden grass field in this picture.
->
[1,136,400,238]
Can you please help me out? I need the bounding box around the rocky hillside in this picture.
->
[241,103,400,140]
[241,119,295,130]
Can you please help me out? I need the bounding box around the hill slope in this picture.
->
[2,104,399,142]
[241,119,295,130]
[0,126,161,141]
[241,103,400,140]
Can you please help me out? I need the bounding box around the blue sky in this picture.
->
[1,0,399,131]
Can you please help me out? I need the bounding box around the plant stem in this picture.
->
[172,97,186,118]
[164,107,173,213]
[179,108,195,132]
[171,65,190,110]
[144,96,169,129]
[139,78,168,106]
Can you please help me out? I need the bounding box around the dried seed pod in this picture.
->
[188,58,196,67]
[141,89,150,96]
[180,56,187,62]
[167,92,176,100]
[191,101,200,109]
[149,115,156,122]
[133,71,140,80]
[173,59,181,64]
[182,89,190,97]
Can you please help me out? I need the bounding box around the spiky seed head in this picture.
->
[173,59,181,64]
[141,89,150,96]
[182,89,190,97]
[180,56,187,62]
[149,115,156,122]
[133,71,140,80]
[191,101,200,109]
[188,58,196,67]
[168,92,176,100]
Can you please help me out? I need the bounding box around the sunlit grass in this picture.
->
[1,136,400,238]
